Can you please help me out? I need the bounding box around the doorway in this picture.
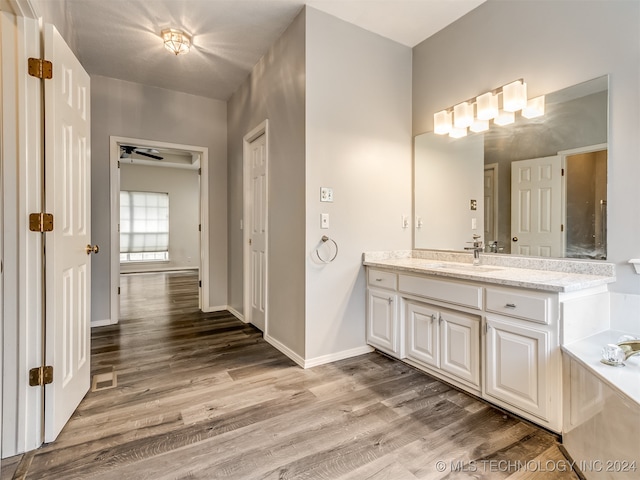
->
[109,137,210,325]
[243,121,269,333]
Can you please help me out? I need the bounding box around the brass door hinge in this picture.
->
[29,213,54,232]
[28,58,53,79]
[29,366,53,387]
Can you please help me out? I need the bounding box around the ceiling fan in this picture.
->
[120,145,163,160]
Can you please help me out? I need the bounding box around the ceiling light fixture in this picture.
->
[434,79,544,139]
[161,28,191,55]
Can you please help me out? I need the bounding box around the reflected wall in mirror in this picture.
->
[414,76,608,259]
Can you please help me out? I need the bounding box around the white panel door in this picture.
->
[249,134,267,332]
[405,302,439,368]
[485,315,548,420]
[440,310,480,387]
[511,156,562,256]
[44,24,91,442]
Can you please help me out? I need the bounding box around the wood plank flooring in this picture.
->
[2,271,579,479]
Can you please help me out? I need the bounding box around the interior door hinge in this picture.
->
[118,160,121,168]
[561,168,565,176]
[29,213,54,232]
[28,58,53,79]
[118,287,121,295]
[561,224,565,232]
[198,168,201,175]
[198,224,201,232]
[29,366,54,387]
[199,280,202,288]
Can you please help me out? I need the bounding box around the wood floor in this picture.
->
[2,271,578,480]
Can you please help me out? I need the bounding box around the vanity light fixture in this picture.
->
[434,109,453,135]
[449,126,468,138]
[522,95,545,119]
[494,109,515,126]
[161,28,192,55]
[433,78,544,139]
[453,101,474,128]
[470,118,490,133]
[502,80,528,112]
[476,92,499,120]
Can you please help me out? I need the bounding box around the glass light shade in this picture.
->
[470,118,489,133]
[502,80,527,112]
[449,126,468,138]
[434,110,452,135]
[476,92,499,120]
[162,28,191,55]
[522,95,545,119]
[453,102,474,128]
[494,109,515,126]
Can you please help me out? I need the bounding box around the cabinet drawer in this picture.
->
[368,269,397,290]
[399,275,482,310]
[485,288,555,325]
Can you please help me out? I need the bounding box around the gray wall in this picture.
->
[227,10,307,356]
[304,8,413,360]
[119,164,200,273]
[413,0,640,330]
[91,76,228,321]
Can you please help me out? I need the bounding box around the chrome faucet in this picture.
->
[618,340,640,361]
[464,234,483,265]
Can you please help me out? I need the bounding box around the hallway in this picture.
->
[2,271,576,479]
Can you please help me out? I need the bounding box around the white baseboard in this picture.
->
[227,306,245,322]
[264,335,374,369]
[202,304,229,313]
[91,318,116,328]
[120,266,199,274]
[264,334,306,368]
[302,345,375,369]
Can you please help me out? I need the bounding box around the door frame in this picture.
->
[0,1,45,457]
[109,136,210,325]
[242,120,269,330]
[484,162,499,244]
[558,143,608,258]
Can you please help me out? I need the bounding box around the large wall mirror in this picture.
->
[414,75,608,260]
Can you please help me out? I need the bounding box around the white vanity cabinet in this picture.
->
[366,269,402,357]
[483,286,561,432]
[405,301,480,391]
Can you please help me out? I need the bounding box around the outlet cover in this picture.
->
[320,187,334,202]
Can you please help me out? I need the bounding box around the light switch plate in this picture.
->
[320,187,334,202]
[321,213,329,229]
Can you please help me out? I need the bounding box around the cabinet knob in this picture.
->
[375,278,383,282]
[505,303,517,308]
[388,297,393,304]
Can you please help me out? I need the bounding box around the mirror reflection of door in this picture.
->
[484,164,498,250]
[510,156,563,257]
[565,148,608,259]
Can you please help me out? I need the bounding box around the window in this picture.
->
[120,191,169,263]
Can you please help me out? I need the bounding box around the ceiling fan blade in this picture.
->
[135,150,163,160]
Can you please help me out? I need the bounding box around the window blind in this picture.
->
[120,191,169,254]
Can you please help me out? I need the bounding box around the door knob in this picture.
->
[512,236,518,242]
[86,244,99,255]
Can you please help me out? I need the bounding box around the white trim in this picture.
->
[302,346,375,369]
[1,0,39,18]
[227,306,246,323]
[484,162,499,244]
[203,304,229,313]
[243,120,269,332]
[1,12,43,456]
[90,319,113,328]
[264,334,305,368]
[120,266,198,274]
[109,136,210,323]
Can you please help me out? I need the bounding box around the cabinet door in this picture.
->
[440,310,480,387]
[405,302,439,368]
[367,288,399,355]
[485,315,549,420]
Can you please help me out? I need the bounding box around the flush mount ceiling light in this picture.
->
[434,79,544,139]
[161,28,191,55]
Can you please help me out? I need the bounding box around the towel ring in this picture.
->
[316,235,338,263]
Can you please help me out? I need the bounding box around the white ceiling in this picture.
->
[50,0,485,101]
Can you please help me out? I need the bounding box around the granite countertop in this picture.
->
[563,330,640,405]
[363,251,616,293]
